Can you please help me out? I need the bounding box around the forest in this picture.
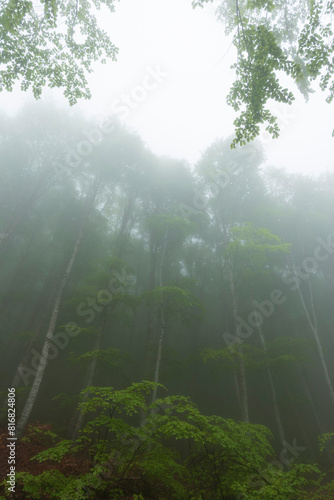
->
[0,0,334,499]
[0,102,333,498]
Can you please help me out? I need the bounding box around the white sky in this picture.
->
[1,0,333,175]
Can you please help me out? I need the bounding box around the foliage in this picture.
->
[200,336,310,375]
[226,223,291,265]
[8,469,115,500]
[242,463,321,499]
[193,0,334,146]
[32,439,78,463]
[69,347,127,369]
[0,0,119,104]
[5,381,322,499]
[319,432,334,453]
[20,423,58,446]
[143,285,205,324]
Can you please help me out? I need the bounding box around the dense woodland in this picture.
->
[0,102,333,498]
[1,0,334,497]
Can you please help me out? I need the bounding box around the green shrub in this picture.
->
[5,381,322,499]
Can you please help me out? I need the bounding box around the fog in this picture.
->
[0,1,334,498]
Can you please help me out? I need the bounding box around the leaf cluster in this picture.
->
[0,0,119,104]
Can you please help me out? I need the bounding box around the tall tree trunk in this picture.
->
[140,237,157,427]
[229,264,249,423]
[16,183,99,438]
[151,227,168,411]
[233,371,241,409]
[285,381,316,461]
[298,367,325,436]
[252,303,288,463]
[142,238,158,381]
[293,263,334,409]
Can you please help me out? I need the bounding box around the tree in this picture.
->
[0,0,119,104]
[15,178,101,438]
[141,215,203,409]
[193,0,334,146]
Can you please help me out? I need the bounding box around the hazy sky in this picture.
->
[1,0,333,175]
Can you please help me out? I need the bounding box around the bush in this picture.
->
[1,381,321,499]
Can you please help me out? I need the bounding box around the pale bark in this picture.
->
[299,367,324,436]
[285,381,315,460]
[151,227,168,412]
[143,237,158,382]
[293,264,334,409]
[252,304,288,464]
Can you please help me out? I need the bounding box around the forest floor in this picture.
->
[0,423,138,499]
[0,423,91,499]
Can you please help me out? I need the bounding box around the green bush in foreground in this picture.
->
[2,381,321,499]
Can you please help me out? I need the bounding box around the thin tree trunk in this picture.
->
[285,381,316,461]
[293,264,334,408]
[298,367,324,436]
[151,227,168,412]
[140,238,157,426]
[229,264,249,423]
[16,183,99,438]
[252,303,287,463]
[299,367,334,461]
[10,282,58,389]
[233,371,241,409]
[143,238,158,382]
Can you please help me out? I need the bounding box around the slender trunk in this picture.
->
[151,227,168,412]
[127,283,138,353]
[281,295,326,439]
[285,381,316,461]
[189,321,201,400]
[10,281,58,389]
[115,195,136,257]
[252,303,287,463]
[293,264,334,408]
[234,371,241,409]
[299,369,334,465]
[298,367,324,436]
[229,264,249,423]
[16,184,99,438]
[143,239,158,380]
[140,239,157,427]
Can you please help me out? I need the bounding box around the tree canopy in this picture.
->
[1,0,333,144]
[0,0,119,104]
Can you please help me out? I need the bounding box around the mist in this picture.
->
[0,1,334,499]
